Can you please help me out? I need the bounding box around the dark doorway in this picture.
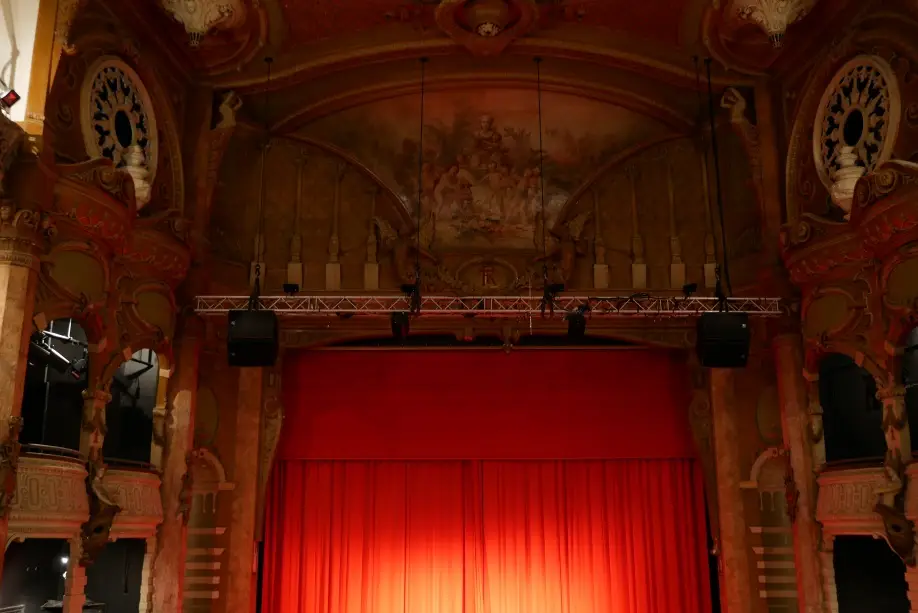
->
[819,353,886,464]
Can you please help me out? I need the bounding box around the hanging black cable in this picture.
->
[704,58,732,303]
[249,57,273,311]
[534,57,557,318]
[410,57,428,315]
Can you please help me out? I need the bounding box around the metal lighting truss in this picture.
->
[194,295,782,318]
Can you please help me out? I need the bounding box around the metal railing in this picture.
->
[195,294,783,318]
[20,444,83,463]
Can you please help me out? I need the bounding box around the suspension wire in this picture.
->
[534,57,555,318]
[704,58,732,301]
[535,57,548,273]
[250,57,273,310]
[413,57,428,313]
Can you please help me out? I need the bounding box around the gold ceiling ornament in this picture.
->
[466,0,511,37]
[436,0,537,57]
[735,0,816,48]
[159,0,247,46]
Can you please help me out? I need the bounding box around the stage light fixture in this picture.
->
[283,283,299,295]
[391,312,410,340]
[28,333,75,374]
[0,89,20,110]
[566,304,589,340]
[682,283,698,298]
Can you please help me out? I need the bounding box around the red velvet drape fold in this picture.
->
[263,350,711,613]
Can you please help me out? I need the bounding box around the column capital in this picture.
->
[0,199,55,270]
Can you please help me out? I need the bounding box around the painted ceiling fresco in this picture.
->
[301,89,670,249]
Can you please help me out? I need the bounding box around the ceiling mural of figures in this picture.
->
[301,90,670,250]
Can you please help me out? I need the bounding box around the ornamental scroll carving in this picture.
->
[0,418,23,518]
[79,461,120,566]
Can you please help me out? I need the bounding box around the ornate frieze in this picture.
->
[8,454,90,538]
[816,467,887,536]
[103,468,164,539]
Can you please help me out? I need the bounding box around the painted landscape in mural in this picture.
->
[303,90,667,249]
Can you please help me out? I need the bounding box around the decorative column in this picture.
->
[666,156,685,289]
[697,142,717,289]
[709,368,755,613]
[138,535,157,613]
[772,332,824,613]
[365,187,380,290]
[62,538,87,613]
[592,189,609,289]
[287,152,306,290]
[628,167,646,289]
[79,387,111,463]
[150,315,203,613]
[224,367,264,613]
[819,535,839,613]
[326,163,345,290]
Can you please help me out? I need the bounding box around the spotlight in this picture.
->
[28,333,73,374]
[60,556,69,566]
[391,312,410,341]
[0,89,20,110]
[282,283,299,295]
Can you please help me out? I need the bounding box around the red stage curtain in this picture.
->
[279,349,695,460]
[262,459,710,613]
[264,349,710,613]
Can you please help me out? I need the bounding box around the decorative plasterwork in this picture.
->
[435,0,538,57]
[816,466,886,537]
[735,0,816,47]
[8,455,90,538]
[104,469,164,539]
[812,56,900,216]
[80,57,158,184]
[160,0,247,46]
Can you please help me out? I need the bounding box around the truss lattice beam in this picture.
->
[194,295,782,317]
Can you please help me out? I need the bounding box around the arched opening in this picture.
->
[20,319,89,452]
[0,539,70,611]
[901,328,918,446]
[819,353,886,465]
[83,539,146,611]
[834,535,909,612]
[102,349,160,465]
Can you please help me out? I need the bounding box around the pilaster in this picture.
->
[772,333,825,613]
[710,368,755,613]
[61,538,87,613]
[150,315,203,613]
[224,367,264,613]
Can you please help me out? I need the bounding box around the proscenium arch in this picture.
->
[270,131,416,225]
[215,38,755,92]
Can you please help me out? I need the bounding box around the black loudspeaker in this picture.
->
[228,310,279,367]
[696,312,750,368]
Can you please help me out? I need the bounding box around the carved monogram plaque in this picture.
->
[8,456,90,536]
[816,467,886,535]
